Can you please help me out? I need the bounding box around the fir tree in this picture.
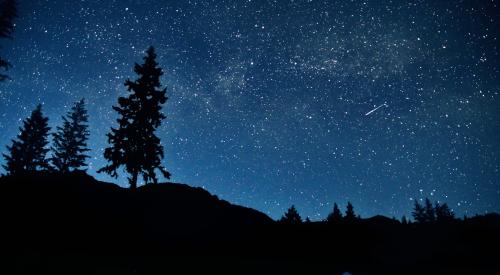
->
[401,215,408,225]
[3,104,50,174]
[412,200,426,223]
[98,46,170,188]
[424,198,436,223]
[435,202,455,222]
[279,205,302,224]
[344,201,356,222]
[51,99,90,172]
[0,0,17,81]
[326,202,343,223]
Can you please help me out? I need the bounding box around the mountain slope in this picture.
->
[0,171,273,250]
[0,171,498,274]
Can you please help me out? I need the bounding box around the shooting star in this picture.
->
[365,103,388,116]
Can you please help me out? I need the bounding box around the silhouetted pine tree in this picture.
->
[435,202,455,222]
[344,201,356,222]
[98,46,170,188]
[3,104,50,174]
[424,198,436,223]
[326,202,343,223]
[401,215,408,225]
[412,200,426,223]
[0,0,17,81]
[279,205,302,224]
[51,99,90,172]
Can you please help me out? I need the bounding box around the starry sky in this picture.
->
[0,0,498,220]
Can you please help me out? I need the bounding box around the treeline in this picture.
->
[411,198,455,223]
[278,202,361,224]
[3,100,89,174]
[279,199,456,224]
[2,47,170,188]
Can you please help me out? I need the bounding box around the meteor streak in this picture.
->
[365,103,387,116]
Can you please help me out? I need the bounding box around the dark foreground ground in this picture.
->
[0,172,498,274]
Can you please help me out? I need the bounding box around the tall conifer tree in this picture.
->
[326,203,343,223]
[424,198,436,223]
[412,200,426,223]
[99,46,170,188]
[344,201,356,222]
[3,104,50,174]
[51,99,90,172]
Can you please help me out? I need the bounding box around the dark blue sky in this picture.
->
[0,0,498,220]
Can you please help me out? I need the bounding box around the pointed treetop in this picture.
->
[345,201,356,221]
[280,205,302,224]
[327,202,343,223]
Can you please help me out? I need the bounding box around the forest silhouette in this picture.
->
[0,1,499,274]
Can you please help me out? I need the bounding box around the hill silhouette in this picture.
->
[0,172,498,274]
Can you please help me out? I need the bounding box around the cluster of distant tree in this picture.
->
[411,198,455,223]
[279,202,359,224]
[2,46,170,189]
[280,198,456,224]
[3,100,89,174]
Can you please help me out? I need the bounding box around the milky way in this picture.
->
[0,0,498,219]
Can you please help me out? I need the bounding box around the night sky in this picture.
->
[0,0,498,220]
